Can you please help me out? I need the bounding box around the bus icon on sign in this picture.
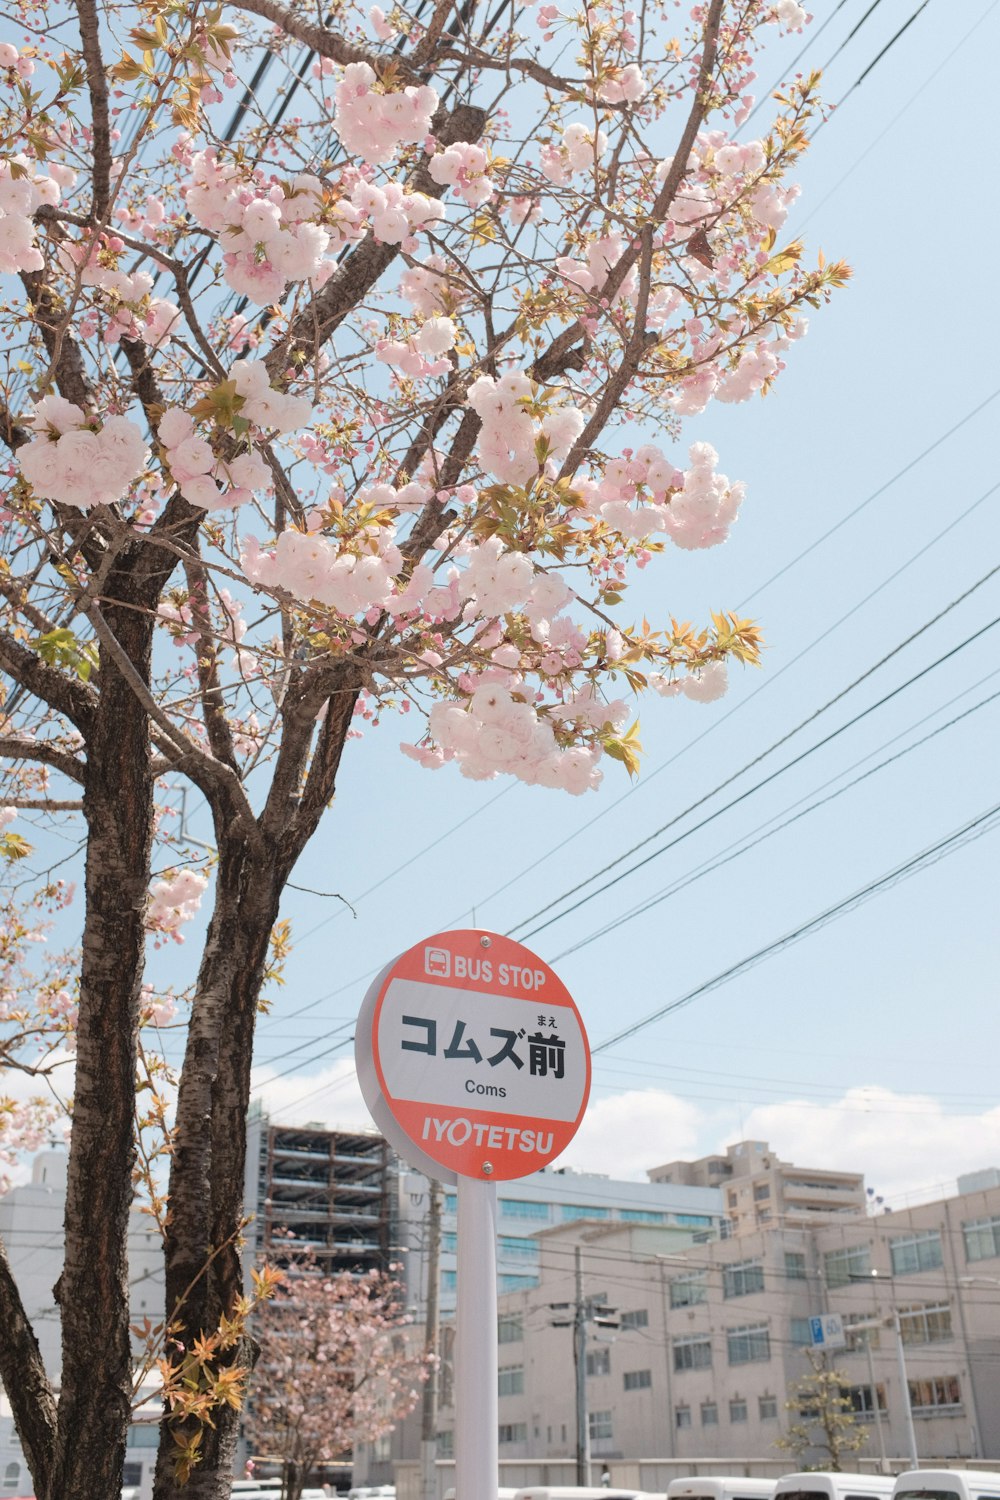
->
[424,947,451,978]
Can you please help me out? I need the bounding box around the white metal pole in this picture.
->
[456,1174,498,1500]
[893,1309,919,1468]
[863,1334,889,1473]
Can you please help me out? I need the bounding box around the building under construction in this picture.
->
[244,1106,394,1274]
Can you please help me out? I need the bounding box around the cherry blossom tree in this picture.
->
[0,0,848,1494]
[245,1260,428,1500]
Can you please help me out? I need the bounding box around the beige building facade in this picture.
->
[429,1172,1000,1473]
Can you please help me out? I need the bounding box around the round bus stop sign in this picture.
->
[355,929,590,1181]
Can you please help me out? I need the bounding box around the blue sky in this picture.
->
[245,0,1000,1203]
[12,0,999,1205]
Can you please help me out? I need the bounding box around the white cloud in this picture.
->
[553,1087,703,1180]
[738,1086,1000,1205]
[249,1056,376,1133]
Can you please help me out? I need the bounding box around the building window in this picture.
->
[785,1251,807,1280]
[621,1209,666,1223]
[674,1336,712,1371]
[909,1375,962,1413]
[4,1464,20,1491]
[727,1325,770,1365]
[442,1270,457,1291]
[498,1423,527,1444]
[498,1273,538,1293]
[675,1213,713,1227]
[498,1235,537,1261]
[845,1313,881,1351]
[442,1231,457,1253]
[670,1272,707,1308]
[620,1308,649,1329]
[759,1395,778,1421]
[624,1369,652,1391]
[890,1230,943,1275]
[675,1406,692,1430]
[849,1384,887,1417]
[753,1183,771,1201]
[500,1198,550,1221]
[586,1348,611,1377]
[701,1402,719,1426]
[963,1215,1000,1262]
[723,1259,764,1298]
[589,1410,613,1441]
[790,1317,813,1346]
[898,1302,953,1344]
[445,1194,457,1212]
[729,1398,748,1423]
[559,1203,610,1221]
[498,1313,523,1344]
[824,1243,871,1287]
[437,1431,454,1458]
[498,1365,524,1396]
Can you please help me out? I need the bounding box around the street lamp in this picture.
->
[850,1272,919,1470]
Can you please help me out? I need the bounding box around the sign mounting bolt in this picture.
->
[480,935,492,948]
[482,1162,494,1175]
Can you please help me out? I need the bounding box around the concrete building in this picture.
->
[396,1162,726,1316]
[0,1151,164,1496]
[423,1173,1000,1484]
[650,1140,867,1237]
[244,1106,394,1274]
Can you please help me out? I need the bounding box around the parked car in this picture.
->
[892,1471,1000,1500]
[775,1474,895,1500]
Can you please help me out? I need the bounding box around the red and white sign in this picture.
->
[355,929,590,1181]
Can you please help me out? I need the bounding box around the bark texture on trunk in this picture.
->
[45,587,157,1500]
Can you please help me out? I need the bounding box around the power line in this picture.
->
[824,0,932,119]
[591,799,1000,1055]
[796,1,1000,230]
[548,678,1000,962]
[742,0,856,128]
[509,567,1000,941]
[255,666,1000,1074]
[403,464,1000,944]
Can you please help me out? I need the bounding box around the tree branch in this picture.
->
[0,1232,57,1497]
[0,737,86,783]
[75,0,113,222]
[0,630,96,731]
[264,102,486,380]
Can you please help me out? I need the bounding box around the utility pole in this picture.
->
[862,1332,889,1474]
[892,1308,919,1468]
[419,1180,443,1500]
[574,1244,590,1486]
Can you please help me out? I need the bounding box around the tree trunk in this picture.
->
[44,594,156,1500]
[153,834,283,1500]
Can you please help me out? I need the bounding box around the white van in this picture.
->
[775,1475,896,1500]
[892,1471,1000,1500]
[667,1479,777,1500]
[513,1489,646,1500]
[512,1488,644,1500]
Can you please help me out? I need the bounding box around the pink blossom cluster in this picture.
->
[376,314,457,377]
[408,682,603,794]
[241,529,400,616]
[185,152,349,304]
[334,62,438,164]
[61,239,183,347]
[159,409,271,510]
[0,155,60,276]
[349,178,446,248]
[652,659,729,702]
[428,143,494,207]
[399,255,469,317]
[776,0,807,31]
[597,62,646,104]
[18,397,149,511]
[146,868,209,941]
[556,231,637,304]
[0,41,33,77]
[466,374,585,485]
[0,1100,54,1196]
[158,362,311,509]
[540,123,608,185]
[585,440,743,551]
